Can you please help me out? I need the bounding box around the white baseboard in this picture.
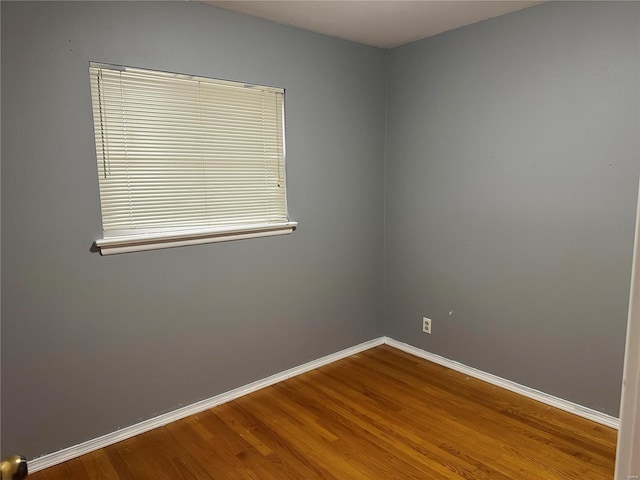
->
[28,335,619,473]
[384,337,620,430]
[27,337,385,473]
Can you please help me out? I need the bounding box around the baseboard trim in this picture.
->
[29,335,619,473]
[384,337,620,430]
[27,337,385,473]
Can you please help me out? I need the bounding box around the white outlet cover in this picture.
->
[423,317,431,334]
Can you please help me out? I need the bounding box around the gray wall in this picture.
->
[385,1,640,416]
[1,2,386,458]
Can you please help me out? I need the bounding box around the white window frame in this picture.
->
[89,63,296,255]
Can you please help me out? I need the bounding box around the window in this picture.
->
[89,63,296,255]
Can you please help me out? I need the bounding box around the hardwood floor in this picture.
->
[28,345,617,479]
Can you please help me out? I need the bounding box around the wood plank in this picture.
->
[27,345,617,479]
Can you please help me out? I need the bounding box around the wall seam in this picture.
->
[382,47,389,335]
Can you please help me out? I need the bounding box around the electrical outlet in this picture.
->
[422,317,432,334]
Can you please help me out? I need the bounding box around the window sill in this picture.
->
[94,222,297,255]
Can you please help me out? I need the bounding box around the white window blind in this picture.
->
[89,63,295,254]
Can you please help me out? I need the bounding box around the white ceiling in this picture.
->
[204,1,542,49]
